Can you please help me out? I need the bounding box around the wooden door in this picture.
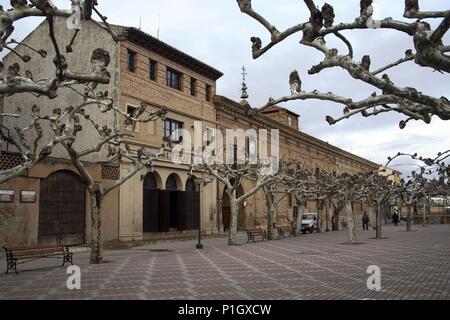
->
[222,207,231,231]
[39,171,86,245]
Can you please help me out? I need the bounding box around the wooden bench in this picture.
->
[246,229,267,243]
[277,226,294,239]
[3,244,73,274]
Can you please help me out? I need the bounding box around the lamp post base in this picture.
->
[196,243,204,250]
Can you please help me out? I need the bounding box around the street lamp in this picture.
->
[194,175,214,250]
[193,178,204,249]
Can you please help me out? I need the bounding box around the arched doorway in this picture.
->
[143,172,160,233]
[166,174,178,191]
[143,172,200,234]
[185,177,200,230]
[222,184,246,232]
[39,170,86,245]
[166,174,180,229]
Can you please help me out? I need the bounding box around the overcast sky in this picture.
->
[2,0,449,174]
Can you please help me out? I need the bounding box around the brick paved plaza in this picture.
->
[0,225,449,300]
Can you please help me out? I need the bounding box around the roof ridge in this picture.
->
[120,26,223,81]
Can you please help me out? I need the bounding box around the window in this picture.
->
[288,117,292,126]
[149,59,157,81]
[126,105,138,131]
[315,167,320,178]
[190,78,197,96]
[245,136,257,158]
[166,68,182,90]
[206,127,213,146]
[163,119,183,143]
[205,84,212,102]
[127,50,136,72]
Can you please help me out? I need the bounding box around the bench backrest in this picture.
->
[247,229,264,233]
[3,244,66,257]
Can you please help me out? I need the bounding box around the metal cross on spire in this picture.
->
[240,66,249,100]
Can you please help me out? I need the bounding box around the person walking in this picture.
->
[392,211,400,226]
[362,212,370,231]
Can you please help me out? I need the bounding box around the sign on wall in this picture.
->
[20,191,36,203]
[0,190,15,203]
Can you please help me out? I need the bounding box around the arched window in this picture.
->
[143,173,158,190]
[186,178,196,192]
[166,174,178,191]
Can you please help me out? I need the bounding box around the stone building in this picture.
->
[214,96,380,232]
[1,18,380,247]
[0,18,222,246]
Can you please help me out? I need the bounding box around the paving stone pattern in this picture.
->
[0,225,449,300]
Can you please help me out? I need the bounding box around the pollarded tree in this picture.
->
[312,169,343,233]
[0,1,168,264]
[261,159,314,239]
[236,0,450,128]
[330,172,368,244]
[359,172,396,239]
[387,151,450,231]
[261,158,337,237]
[191,156,278,245]
[7,88,166,264]
[58,99,166,264]
[0,0,116,183]
[295,166,368,243]
[0,106,71,184]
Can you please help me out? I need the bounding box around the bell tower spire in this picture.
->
[240,66,249,100]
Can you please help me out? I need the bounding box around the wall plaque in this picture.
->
[0,190,15,203]
[20,191,36,203]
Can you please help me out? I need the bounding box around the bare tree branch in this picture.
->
[237,0,450,128]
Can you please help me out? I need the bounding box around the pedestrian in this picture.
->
[362,212,370,230]
[331,215,337,231]
[392,211,399,226]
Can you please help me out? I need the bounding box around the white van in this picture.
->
[301,213,318,234]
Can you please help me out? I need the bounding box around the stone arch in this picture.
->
[143,171,162,190]
[186,176,197,192]
[166,173,182,191]
[39,170,86,245]
[143,171,163,233]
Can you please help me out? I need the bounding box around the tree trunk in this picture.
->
[228,197,239,245]
[406,205,412,231]
[333,208,340,231]
[89,193,104,264]
[296,203,305,235]
[316,201,325,233]
[345,201,357,244]
[316,210,321,233]
[376,202,382,239]
[331,200,344,231]
[265,192,276,240]
[422,202,426,227]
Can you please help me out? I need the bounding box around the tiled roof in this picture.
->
[118,26,224,81]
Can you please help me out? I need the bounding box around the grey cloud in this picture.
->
[3,0,449,176]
